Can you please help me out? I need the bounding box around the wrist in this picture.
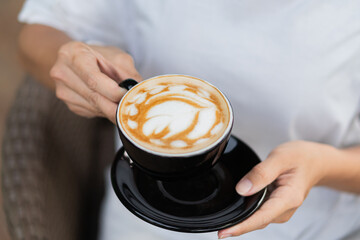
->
[315,144,342,186]
[18,25,72,90]
[317,144,360,192]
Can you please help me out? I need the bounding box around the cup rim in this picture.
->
[116,74,234,157]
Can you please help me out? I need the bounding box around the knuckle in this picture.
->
[124,54,134,63]
[86,75,98,91]
[258,222,269,230]
[274,211,293,224]
[278,215,291,223]
[71,52,83,65]
[70,41,88,52]
[254,216,270,230]
[71,50,92,65]
[274,218,286,224]
[260,215,271,227]
[58,45,71,59]
[58,49,69,60]
[292,200,303,209]
[58,42,89,61]
[72,41,85,48]
[115,53,134,64]
[87,91,100,107]
[75,42,92,55]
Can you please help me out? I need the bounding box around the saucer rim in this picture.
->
[111,137,267,233]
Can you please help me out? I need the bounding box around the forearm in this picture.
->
[319,144,360,193]
[18,24,71,90]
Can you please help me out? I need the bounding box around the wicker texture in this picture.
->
[2,77,114,240]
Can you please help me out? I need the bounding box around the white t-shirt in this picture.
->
[19,1,360,239]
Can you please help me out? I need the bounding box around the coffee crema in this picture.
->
[119,75,231,154]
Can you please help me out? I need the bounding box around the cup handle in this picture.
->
[119,78,138,91]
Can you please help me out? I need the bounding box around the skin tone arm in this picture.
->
[18,24,141,123]
[18,24,71,90]
[218,142,360,239]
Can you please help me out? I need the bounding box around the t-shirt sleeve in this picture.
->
[18,0,126,46]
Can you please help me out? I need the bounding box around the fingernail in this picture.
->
[218,233,233,239]
[236,178,252,195]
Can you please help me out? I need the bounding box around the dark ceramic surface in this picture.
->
[118,129,232,179]
[111,135,267,232]
[116,77,234,178]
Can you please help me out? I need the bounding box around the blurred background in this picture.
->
[0,0,25,239]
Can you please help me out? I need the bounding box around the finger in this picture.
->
[113,58,143,82]
[218,195,288,238]
[52,61,98,102]
[52,64,106,114]
[90,48,122,82]
[235,156,286,196]
[66,104,102,118]
[87,92,118,124]
[62,83,117,123]
[52,64,118,123]
[55,81,99,113]
[70,51,127,102]
[89,45,143,82]
[97,58,122,82]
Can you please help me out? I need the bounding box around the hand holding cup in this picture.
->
[50,41,141,123]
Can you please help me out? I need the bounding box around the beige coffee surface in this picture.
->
[119,75,230,154]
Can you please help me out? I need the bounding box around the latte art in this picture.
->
[119,75,231,154]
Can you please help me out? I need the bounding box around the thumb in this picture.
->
[236,157,283,196]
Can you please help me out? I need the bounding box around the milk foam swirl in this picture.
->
[120,76,229,153]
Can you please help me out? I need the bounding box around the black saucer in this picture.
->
[111,135,267,233]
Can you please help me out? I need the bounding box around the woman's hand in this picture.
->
[50,41,142,123]
[218,141,336,239]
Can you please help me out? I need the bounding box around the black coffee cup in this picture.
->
[116,75,234,178]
